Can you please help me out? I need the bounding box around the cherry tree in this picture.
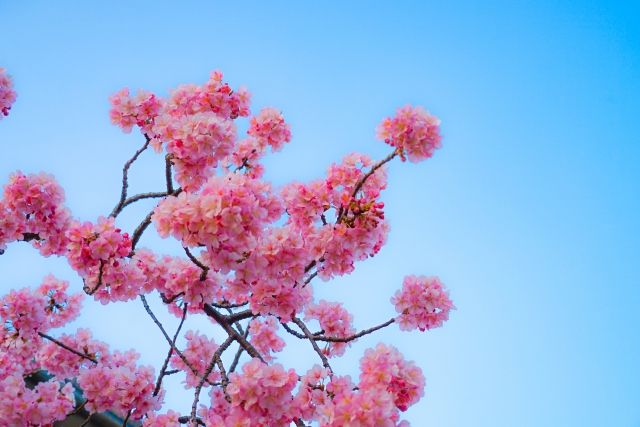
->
[0,67,454,426]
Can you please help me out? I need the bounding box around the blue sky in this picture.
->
[1,1,639,426]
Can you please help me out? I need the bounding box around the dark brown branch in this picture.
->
[122,409,132,427]
[183,247,209,281]
[140,295,216,386]
[110,137,151,218]
[38,332,98,364]
[83,260,104,296]
[165,154,174,193]
[317,318,396,343]
[211,301,248,309]
[190,336,234,423]
[292,317,332,372]
[154,303,189,396]
[225,309,253,324]
[203,304,264,362]
[229,327,250,373]
[177,416,205,425]
[130,210,154,251]
[121,191,168,209]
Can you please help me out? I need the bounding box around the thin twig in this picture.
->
[190,337,234,423]
[38,332,98,364]
[140,295,216,386]
[292,317,332,372]
[110,137,151,217]
[165,154,174,193]
[154,303,189,396]
[121,191,168,209]
[183,247,209,281]
[229,327,250,373]
[316,318,396,343]
[122,409,132,426]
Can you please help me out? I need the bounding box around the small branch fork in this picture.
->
[153,302,189,396]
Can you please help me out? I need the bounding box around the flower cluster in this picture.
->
[1,172,71,255]
[153,173,283,272]
[110,71,252,191]
[134,249,224,316]
[109,88,163,134]
[377,105,442,162]
[305,300,356,357]
[201,359,299,426]
[169,330,220,388]
[0,67,16,118]
[77,350,161,420]
[66,216,144,303]
[0,376,74,426]
[391,275,455,331]
[37,328,108,379]
[248,107,292,152]
[249,317,285,361]
[158,112,237,191]
[359,343,425,412]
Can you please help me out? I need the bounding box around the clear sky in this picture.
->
[1,1,639,426]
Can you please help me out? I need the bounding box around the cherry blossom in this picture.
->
[377,105,442,162]
[0,69,452,426]
[0,67,16,118]
[392,275,455,331]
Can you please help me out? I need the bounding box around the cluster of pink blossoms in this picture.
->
[77,350,161,420]
[134,249,225,316]
[248,317,286,361]
[305,300,356,357]
[201,359,299,426]
[0,376,75,426]
[1,171,72,255]
[0,69,454,425]
[66,216,144,303]
[0,67,16,118]
[377,105,442,162]
[169,330,220,388]
[392,275,455,331]
[153,173,283,272]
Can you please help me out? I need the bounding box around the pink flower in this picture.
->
[359,343,425,412]
[77,350,161,419]
[3,172,72,255]
[249,317,285,361]
[377,105,441,162]
[109,88,162,134]
[248,107,292,151]
[305,300,356,357]
[0,68,17,118]
[391,275,455,331]
[170,330,220,388]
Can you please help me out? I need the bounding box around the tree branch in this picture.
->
[316,318,396,343]
[190,336,233,424]
[292,317,332,372]
[154,303,189,396]
[140,295,216,386]
[203,304,264,362]
[110,137,151,218]
[38,332,98,364]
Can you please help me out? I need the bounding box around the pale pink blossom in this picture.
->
[392,275,455,331]
[0,68,16,118]
[377,105,442,162]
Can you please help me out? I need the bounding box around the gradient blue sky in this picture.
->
[1,1,639,426]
